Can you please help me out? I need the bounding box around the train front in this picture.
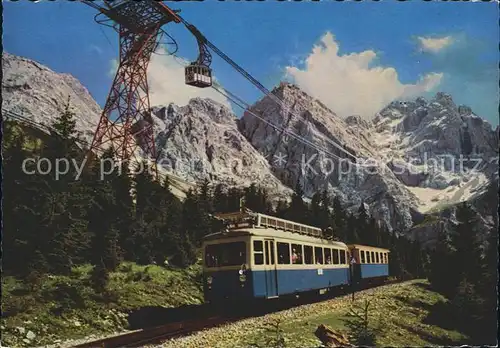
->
[202,234,253,303]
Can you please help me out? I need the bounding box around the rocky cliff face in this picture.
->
[3,53,497,241]
[2,52,100,142]
[149,99,292,199]
[238,82,423,233]
[373,93,498,190]
[1,53,291,201]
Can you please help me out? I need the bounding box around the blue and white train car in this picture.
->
[348,244,390,284]
[202,211,351,303]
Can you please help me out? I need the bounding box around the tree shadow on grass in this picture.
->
[9,288,33,296]
[398,322,465,346]
[413,281,434,292]
[394,294,459,332]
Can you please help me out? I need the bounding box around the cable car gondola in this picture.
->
[185,64,212,88]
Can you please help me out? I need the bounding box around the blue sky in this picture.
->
[4,1,498,125]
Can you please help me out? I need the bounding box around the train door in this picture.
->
[264,239,278,298]
[351,249,362,284]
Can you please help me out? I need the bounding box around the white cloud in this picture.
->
[106,54,231,109]
[89,44,103,55]
[417,36,454,53]
[148,54,231,109]
[285,32,443,119]
[108,59,118,77]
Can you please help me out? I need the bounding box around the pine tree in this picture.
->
[111,160,135,259]
[310,192,323,227]
[331,196,347,241]
[90,259,110,293]
[286,181,309,224]
[85,150,122,271]
[51,96,79,142]
[41,101,91,274]
[182,189,212,246]
[274,199,288,218]
[345,213,360,244]
[345,299,379,346]
[198,178,213,214]
[356,202,370,244]
[46,96,84,168]
[134,160,159,222]
[408,240,424,277]
[244,183,259,212]
[258,187,273,214]
[451,203,483,289]
[2,130,33,275]
[150,175,194,266]
[367,217,381,246]
[212,184,227,212]
[450,279,484,339]
[480,226,498,344]
[388,231,402,278]
[428,226,454,294]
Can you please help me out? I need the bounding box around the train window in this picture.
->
[270,241,275,265]
[366,251,371,263]
[332,249,339,264]
[205,242,246,268]
[254,253,264,265]
[277,242,290,264]
[265,241,270,265]
[340,250,346,264]
[371,251,375,263]
[360,250,366,263]
[291,244,303,264]
[385,253,388,264]
[314,247,324,264]
[253,241,264,265]
[304,245,313,264]
[324,248,332,264]
[375,252,379,263]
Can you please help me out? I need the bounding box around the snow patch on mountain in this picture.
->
[3,53,497,241]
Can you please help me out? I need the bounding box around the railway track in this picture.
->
[72,315,233,348]
[71,278,403,348]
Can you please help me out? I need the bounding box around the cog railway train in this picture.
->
[202,209,390,303]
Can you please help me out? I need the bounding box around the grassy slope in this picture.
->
[1,262,203,347]
[238,280,467,347]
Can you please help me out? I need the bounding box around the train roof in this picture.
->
[203,228,348,249]
[347,244,390,252]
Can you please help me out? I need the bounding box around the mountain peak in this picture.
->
[4,52,497,244]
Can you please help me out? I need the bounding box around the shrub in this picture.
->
[344,299,380,346]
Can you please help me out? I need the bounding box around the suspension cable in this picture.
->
[176,16,359,160]
[210,85,358,165]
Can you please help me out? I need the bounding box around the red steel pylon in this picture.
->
[82,0,183,178]
[89,24,159,173]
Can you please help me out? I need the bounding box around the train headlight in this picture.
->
[206,276,213,285]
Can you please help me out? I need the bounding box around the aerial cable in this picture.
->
[176,16,358,160]
[97,20,114,52]
[209,86,356,165]
[209,84,358,164]
[153,29,179,56]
